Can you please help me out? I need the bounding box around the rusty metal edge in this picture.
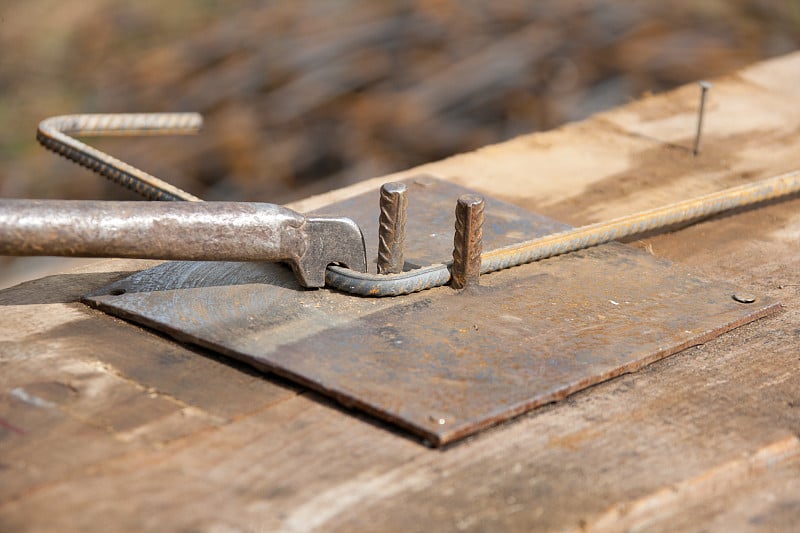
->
[83,293,782,447]
[434,302,783,446]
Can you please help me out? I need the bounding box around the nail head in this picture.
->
[732,293,756,304]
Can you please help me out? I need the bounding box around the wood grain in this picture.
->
[1,52,800,532]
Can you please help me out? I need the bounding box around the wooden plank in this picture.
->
[587,436,800,532]
[1,52,800,531]
[2,307,798,531]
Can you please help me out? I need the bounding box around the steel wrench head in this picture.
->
[292,216,367,288]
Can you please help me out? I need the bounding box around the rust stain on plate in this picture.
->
[85,177,780,446]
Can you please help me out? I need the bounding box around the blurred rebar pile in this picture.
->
[1,0,799,204]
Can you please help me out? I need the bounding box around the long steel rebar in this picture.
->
[37,113,800,297]
[327,169,800,296]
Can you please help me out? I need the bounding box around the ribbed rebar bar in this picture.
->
[377,182,408,274]
[451,194,484,289]
[37,113,202,202]
[37,113,800,298]
[480,170,800,272]
[328,170,800,296]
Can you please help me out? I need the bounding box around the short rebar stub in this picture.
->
[85,176,780,446]
[377,182,408,275]
[451,194,484,289]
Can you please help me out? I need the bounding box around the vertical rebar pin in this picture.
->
[451,194,484,290]
[377,182,408,274]
[693,81,712,156]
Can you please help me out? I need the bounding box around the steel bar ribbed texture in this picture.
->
[37,113,202,202]
[327,170,800,296]
[480,169,800,273]
[326,263,451,297]
[376,182,408,274]
[39,113,800,298]
[450,194,484,289]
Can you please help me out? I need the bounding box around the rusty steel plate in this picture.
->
[85,176,780,446]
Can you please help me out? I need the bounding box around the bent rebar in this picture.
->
[37,112,800,297]
[37,113,202,201]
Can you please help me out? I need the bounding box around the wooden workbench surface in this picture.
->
[2,52,799,532]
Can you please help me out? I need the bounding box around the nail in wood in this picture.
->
[693,81,712,156]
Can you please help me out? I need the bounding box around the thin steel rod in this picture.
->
[37,113,202,201]
[37,114,800,298]
[328,170,800,296]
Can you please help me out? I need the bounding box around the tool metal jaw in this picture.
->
[2,112,791,446]
[0,199,367,288]
[84,177,781,446]
[296,216,367,287]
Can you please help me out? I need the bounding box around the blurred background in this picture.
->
[1,0,799,286]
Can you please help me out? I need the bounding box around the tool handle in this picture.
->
[0,199,308,264]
